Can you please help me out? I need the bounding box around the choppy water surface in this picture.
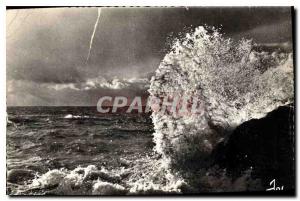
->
[7,106,155,195]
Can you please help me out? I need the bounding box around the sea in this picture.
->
[6,106,155,195]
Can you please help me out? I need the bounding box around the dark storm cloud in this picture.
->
[7,8,96,83]
[6,7,293,106]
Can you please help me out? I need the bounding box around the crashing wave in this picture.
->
[12,26,293,195]
[149,26,293,171]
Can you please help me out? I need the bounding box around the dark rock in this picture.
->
[214,104,295,192]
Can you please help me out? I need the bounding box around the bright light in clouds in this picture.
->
[47,76,149,91]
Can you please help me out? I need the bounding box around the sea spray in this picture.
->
[149,26,293,171]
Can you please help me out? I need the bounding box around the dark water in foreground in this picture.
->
[7,106,154,194]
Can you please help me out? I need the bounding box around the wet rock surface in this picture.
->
[214,104,295,192]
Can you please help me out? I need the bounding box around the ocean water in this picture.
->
[6,105,295,195]
[7,106,155,195]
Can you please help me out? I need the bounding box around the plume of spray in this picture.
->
[86,8,101,64]
[149,26,294,172]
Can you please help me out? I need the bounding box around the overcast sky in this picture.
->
[6,7,293,106]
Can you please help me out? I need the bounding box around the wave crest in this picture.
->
[149,26,294,170]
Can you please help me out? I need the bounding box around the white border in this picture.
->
[1,0,298,201]
[2,0,296,7]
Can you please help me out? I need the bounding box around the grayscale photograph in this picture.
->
[6,7,295,195]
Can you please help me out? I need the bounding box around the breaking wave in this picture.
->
[149,26,293,171]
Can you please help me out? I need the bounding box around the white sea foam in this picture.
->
[28,165,126,195]
[64,114,89,119]
[149,26,293,169]
[21,156,186,195]
[92,181,126,195]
